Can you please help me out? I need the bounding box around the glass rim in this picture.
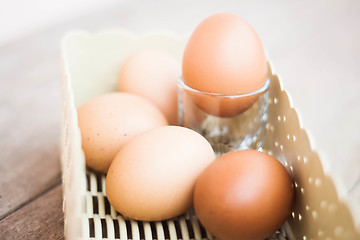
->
[178,76,270,99]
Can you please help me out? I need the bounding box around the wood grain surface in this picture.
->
[0,185,64,240]
[1,0,359,239]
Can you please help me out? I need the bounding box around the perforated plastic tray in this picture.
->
[61,31,360,240]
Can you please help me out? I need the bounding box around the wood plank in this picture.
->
[0,127,61,220]
[0,50,62,219]
[0,81,62,218]
[0,184,64,240]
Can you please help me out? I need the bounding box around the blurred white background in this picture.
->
[0,0,120,45]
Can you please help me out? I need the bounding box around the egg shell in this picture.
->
[118,49,181,125]
[77,92,168,173]
[105,126,216,221]
[194,150,294,240]
[182,13,267,117]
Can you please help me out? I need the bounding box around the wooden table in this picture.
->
[1,1,359,239]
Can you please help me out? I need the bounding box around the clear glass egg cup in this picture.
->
[178,76,270,156]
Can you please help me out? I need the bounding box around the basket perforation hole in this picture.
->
[125,220,132,239]
[198,221,208,238]
[92,196,99,214]
[312,211,318,219]
[173,220,183,239]
[293,135,297,142]
[150,222,157,240]
[286,134,290,140]
[138,221,145,240]
[280,145,284,151]
[101,218,107,238]
[277,115,282,121]
[185,219,195,239]
[291,212,295,218]
[86,173,90,191]
[89,218,95,238]
[161,221,170,239]
[298,214,302,221]
[113,219,120,239]
[317,230,324,237]
[96,174,102,192]
[273,97,278,104]
[283,116,287,122]
[303,156,308,164]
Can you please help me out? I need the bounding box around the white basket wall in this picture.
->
[61,32,360,240]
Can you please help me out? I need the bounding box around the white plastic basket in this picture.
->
[61,31,360,240]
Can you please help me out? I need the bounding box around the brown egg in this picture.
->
[194,150,294,240]
[77,92,168,173]
[182,13,268,117]
[106,126,215,221]
[118,49,181,125]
